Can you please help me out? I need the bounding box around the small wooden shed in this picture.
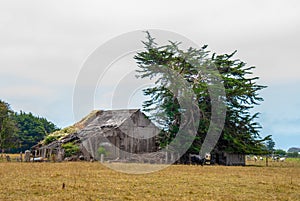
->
[212,152,246,166]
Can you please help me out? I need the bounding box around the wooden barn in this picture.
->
[32,109,160,161]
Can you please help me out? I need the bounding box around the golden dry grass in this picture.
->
[0,158,299,201]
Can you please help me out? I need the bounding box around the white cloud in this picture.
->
[0,85,55,99]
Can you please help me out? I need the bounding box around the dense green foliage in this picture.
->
[97,146,109,157]
[135,33,270,156]
[12,111,59,152]
[0,100,19,152]
[61,142,80,157]
[12,111,58,152]
[0,100,59,152]
[265,138,276,153]
[274,149,286,156]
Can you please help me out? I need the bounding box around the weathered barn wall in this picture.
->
[74,109,159,161]
[119,111,159,154]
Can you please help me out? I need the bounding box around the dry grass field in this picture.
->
[0,156,299,201]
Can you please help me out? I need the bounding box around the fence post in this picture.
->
[24,150,31,162]
[100,154,104,163]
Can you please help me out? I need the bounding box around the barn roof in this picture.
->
[77,109,140,140]
[89,109,139,128]
[33,109,141,149]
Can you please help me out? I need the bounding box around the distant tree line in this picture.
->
[0,100,59,153]
[264,139,299,157]
[274,149,299,158]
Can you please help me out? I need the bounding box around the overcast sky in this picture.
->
[0,0,299,150]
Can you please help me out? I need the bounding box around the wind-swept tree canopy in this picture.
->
[135,32,270,156]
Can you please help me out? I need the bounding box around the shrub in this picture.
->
[62,142,80,157]
[97,146,109,157]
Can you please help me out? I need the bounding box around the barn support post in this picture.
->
[49,149,53,161]
[165,152,168,164]
[57,149,63,162]
[146,138,149,152]
[42,149,46,158]
[116,137,120,158]
[170,153,174,163]
[130,136,133,154]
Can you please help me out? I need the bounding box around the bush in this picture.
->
[62,142,80,157]
[97,146,109,157]
[274,149,286,156]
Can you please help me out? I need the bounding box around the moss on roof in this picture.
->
[41,110,101,145]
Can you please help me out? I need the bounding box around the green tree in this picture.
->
[265,138,275,153]
[13,111,59,152]
[97,146,109,157]
[274,149,286,156]
[135,32,269,158]
[0,100,19,153]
